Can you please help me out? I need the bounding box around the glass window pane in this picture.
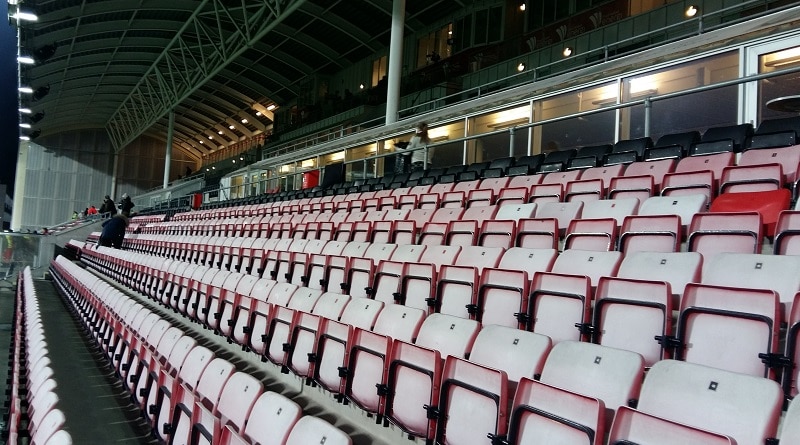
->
[535,83,617,152]
[623,51,739,141]
[758,46,800,122]
[488,7,503,43]
[475,9,488,45]
[468,105,531,160]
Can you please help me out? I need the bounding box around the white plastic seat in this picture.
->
[633,360,782,445]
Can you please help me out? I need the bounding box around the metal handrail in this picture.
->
[257,0,793,162]
[206,60,800,200]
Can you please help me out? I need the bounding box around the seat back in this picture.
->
[637,360,781,445]
[540,341,644,415]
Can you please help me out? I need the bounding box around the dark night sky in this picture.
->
[1,2,20,195]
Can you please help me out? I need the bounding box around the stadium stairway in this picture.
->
[44,259,398,445]
[14,277,158,444]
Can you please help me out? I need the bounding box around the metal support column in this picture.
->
[110,153,119,199]
[163,111,175,189]
[644,98,652,137]
[385,0,405,125]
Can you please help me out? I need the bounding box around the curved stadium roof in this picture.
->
[20,0,461,161]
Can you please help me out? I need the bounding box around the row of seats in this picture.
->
[6,267,73,445]
[163,118,800,222]
[70,241,800,445]
[76,240,800,401]
[49,256,352,445]
[127,195,800,259]
[113,227,800,321]
[168,140,798,224]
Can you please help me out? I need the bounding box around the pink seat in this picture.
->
[674,283,779,379]
[631,360,781,445]
[507,341,644,445]
[285,416,351,445]
[344,304,426,414]
[383,314,480,441]
[515,218,558,249]
[469,325,551,389]
[608,406,735,445]
[241,392,301,445]
[608,174,655,202]
[433,356,509,444]
[564,218,617,251]
[619,214,682,253]
[312,298,385,394]
[687,212,762,258]
[776,210,800,255]
[593,276,672,367]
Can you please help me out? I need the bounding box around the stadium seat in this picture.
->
[608,174,655,202]
[709,189,790,237]
[221,392,300,445]
[702,252,800,322]
[382,314,480,440]
[638,194,706,227]
[343,304,425,415]
[564,218,617,251]
[592,276,672,366]
[687,212,762,260]
[671,283,780,379]
[608,406,735,445]
[619,214,682,253]
[433,356,509,444]
[775,210,800,255]
[468,324,551,390]
[285,416,351,445]
[629,360,781,445]
[506,341,644,445]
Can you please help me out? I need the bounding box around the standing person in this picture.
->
[120,193,135,217]
[406,122,432,171]
[99,195,117,217]
[98,214,128,249]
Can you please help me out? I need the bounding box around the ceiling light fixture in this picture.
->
[517,62,526,72]
[266,104,276,111]
[255,111,262,116]
[519,3,526,11]
[208,135,213,139]
[241,118,248,124]
[218,130,223,135]
[563,47,573,57]
[19,123,31,129]
[18,86,33,93]
[12,12,38,22]
[18,108,31,114]
[685,5,698,17]
[229,125,235,130]
[19,136,30,141]
[17,56,34,65]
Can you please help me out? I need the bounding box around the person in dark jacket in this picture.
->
[120,193,135,217]
[98,214,128,248]
[99,195,117,217]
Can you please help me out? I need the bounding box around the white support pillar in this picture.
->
[385,0,406,125]
[163,110,175,189]
[110,152,119,199]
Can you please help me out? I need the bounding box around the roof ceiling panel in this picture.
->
[20,0,467,156]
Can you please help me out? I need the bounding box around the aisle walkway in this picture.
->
[30,279,156,444]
